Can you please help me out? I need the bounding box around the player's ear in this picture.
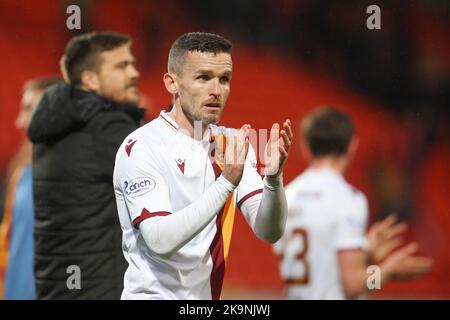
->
[163,73,178,94]
[300,137,312,162]
[347,136,359,160]
[81,70,100,91]
[59,55,70,84]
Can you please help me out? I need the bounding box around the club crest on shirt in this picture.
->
[124,177,156,197]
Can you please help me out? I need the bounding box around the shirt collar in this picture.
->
[159,105,216,145]
[159,108,179,132]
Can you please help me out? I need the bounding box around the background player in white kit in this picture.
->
[113,32,293,299]
[273,107,432,299]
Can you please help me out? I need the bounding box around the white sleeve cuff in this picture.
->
[217,174,236,192]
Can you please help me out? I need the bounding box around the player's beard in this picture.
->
[184,104,222,126]
[122,81,140,104]
[202,112,221,125]
[201,105,223,125]
[98,81,140,105]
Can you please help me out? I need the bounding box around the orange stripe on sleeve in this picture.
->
[221,192,236,264]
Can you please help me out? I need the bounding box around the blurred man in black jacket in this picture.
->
[28,32,145,299]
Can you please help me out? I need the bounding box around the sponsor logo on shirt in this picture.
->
[175,158,185,174]
[124,177,156,197]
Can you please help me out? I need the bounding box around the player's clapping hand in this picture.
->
[381,242,433,281]
[262,119,293,177]
[222,124,251,186]
[368,214,408,264]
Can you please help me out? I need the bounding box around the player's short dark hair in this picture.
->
[23,76,62,93]
[62,31,131,86]
[168,32,232,75]
[302,107,355,157]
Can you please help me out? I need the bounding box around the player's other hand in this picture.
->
[222,124,250,186]
[367,214,408,264]
[262,119,293,177]
[381,242,433,281]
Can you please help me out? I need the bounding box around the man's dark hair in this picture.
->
[302,107,355,157]
[23,76,62,93]
[62,31,131,86]
[168,32,232,75]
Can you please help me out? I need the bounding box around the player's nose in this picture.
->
[128,64,140,79]
[209,79,220,97]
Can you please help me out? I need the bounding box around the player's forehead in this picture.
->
[100,44,134,66]
[182,51,232,75]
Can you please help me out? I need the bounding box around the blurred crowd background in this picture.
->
[0,0,448,298]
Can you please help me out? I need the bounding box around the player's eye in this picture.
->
[197,75,209,81]
[116,61,128,69]
[220,76,230,84]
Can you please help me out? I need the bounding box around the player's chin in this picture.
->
[124,89,140,105]
[203,114,221,125]
[203,110,222,124]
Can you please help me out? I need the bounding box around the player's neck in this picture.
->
[309,156,348,175]
[168,104,209,140]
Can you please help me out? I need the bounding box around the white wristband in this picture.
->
[263,175,283,191]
